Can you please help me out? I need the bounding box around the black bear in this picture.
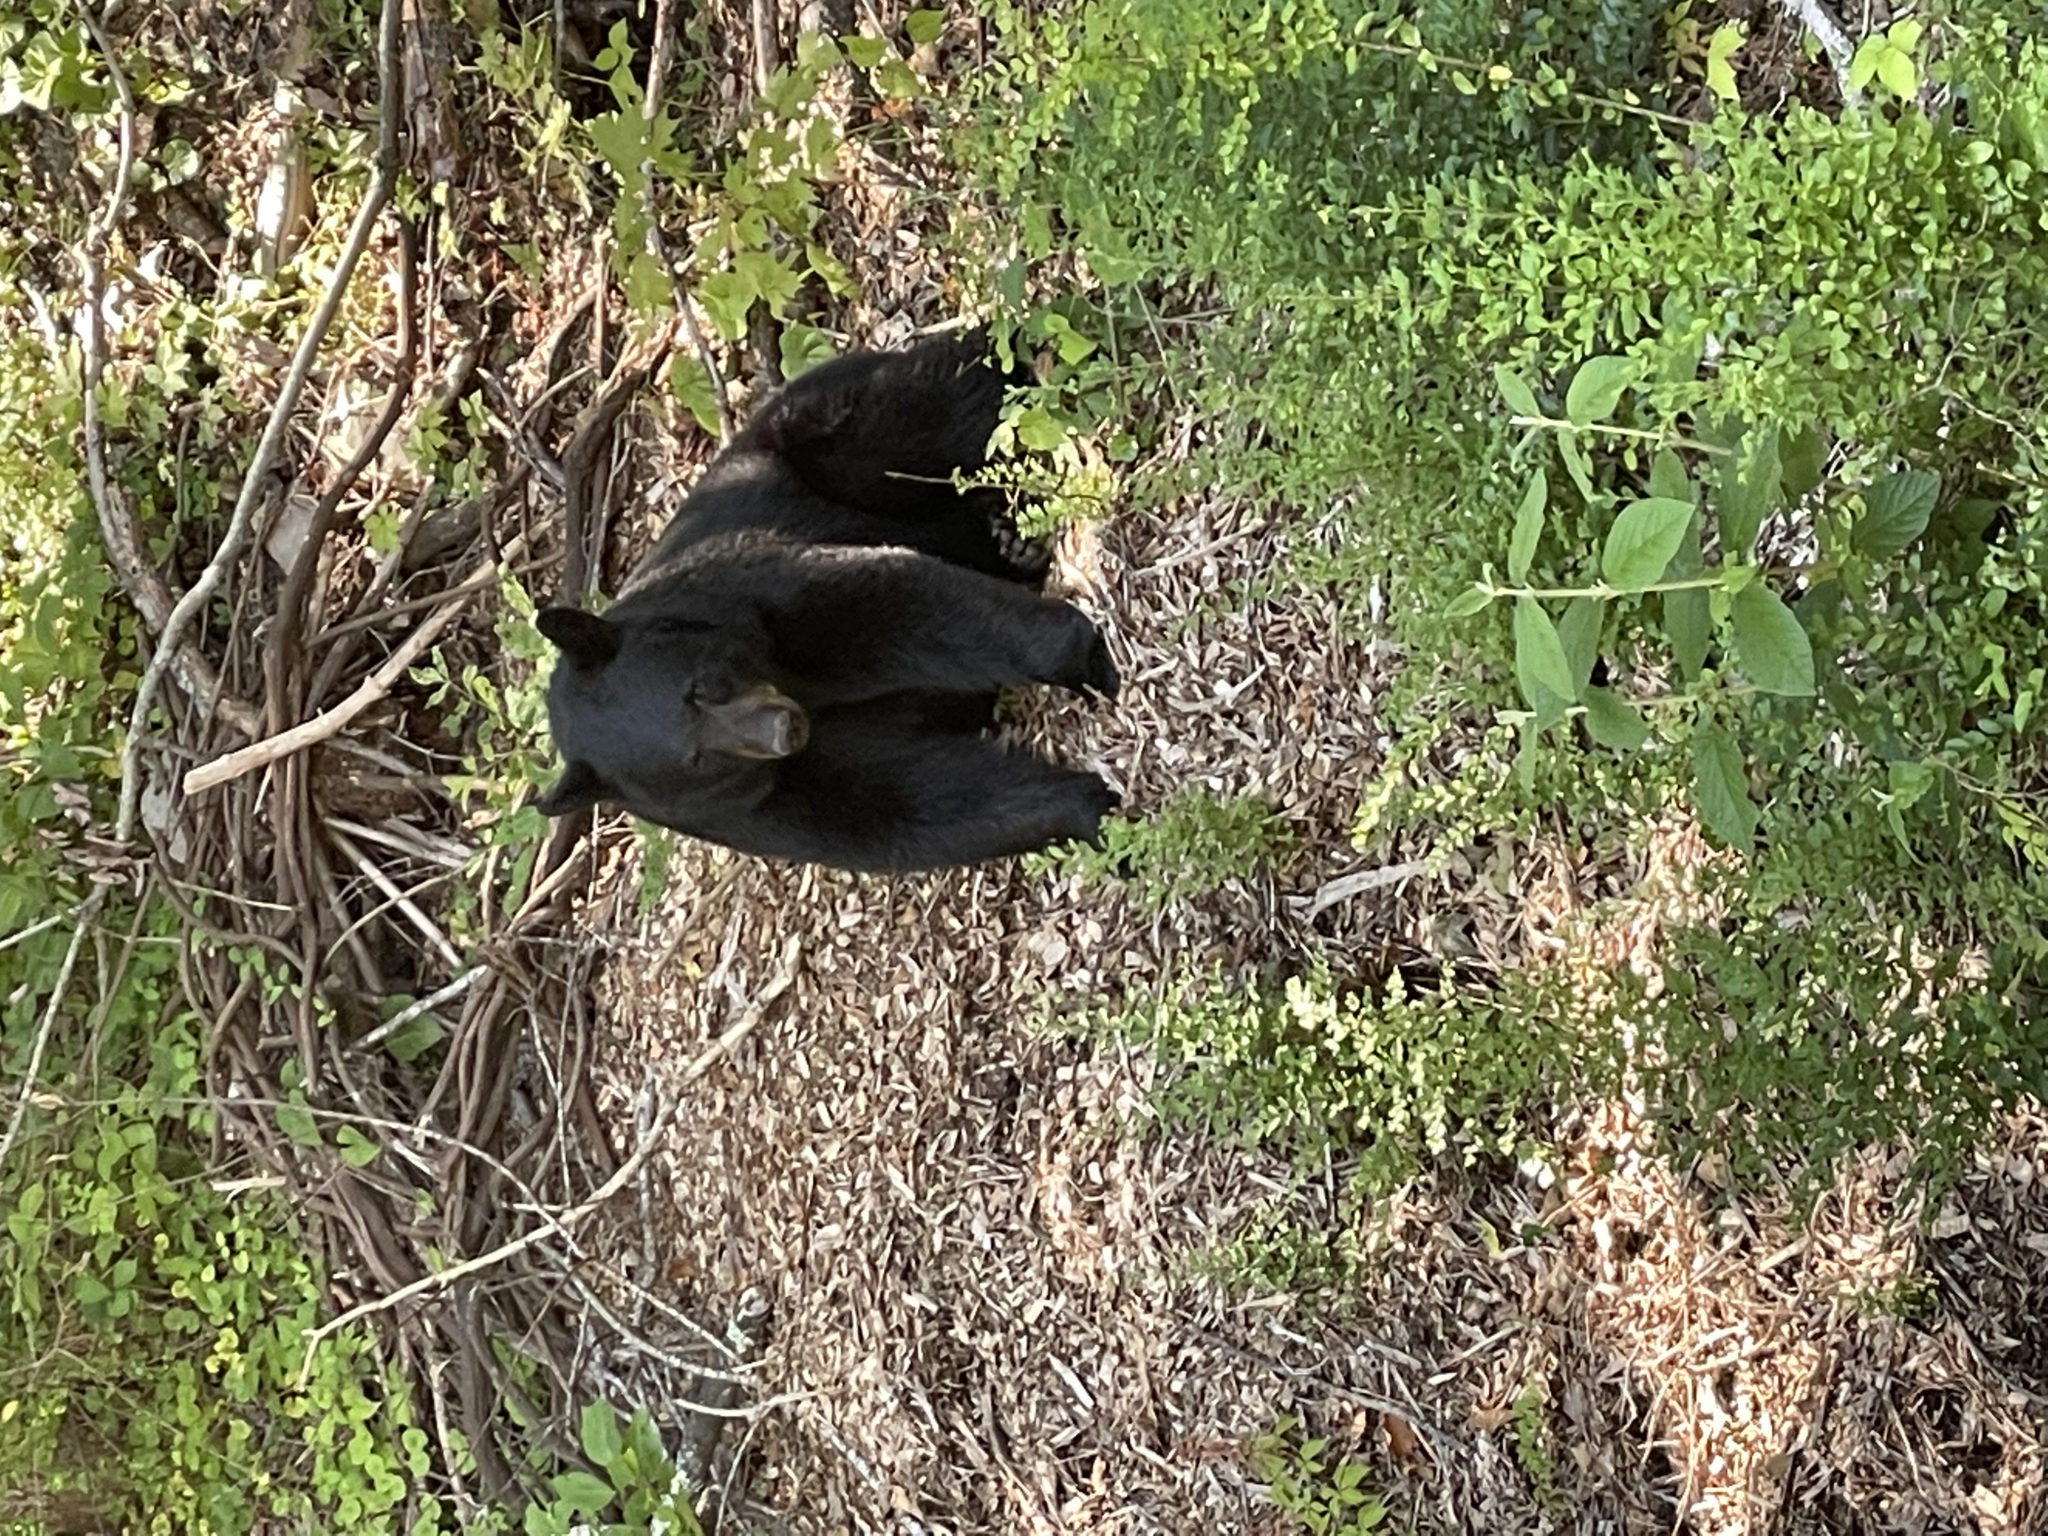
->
[534,331,1120,872]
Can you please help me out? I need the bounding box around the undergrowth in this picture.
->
[964,0,2048,1199]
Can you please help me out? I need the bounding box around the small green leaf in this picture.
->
[581,1400,625,1469]
[1493,364,1541,419]
[1779,425,1829,502]
[1444,584,1495,618]
[1507,468,1547,582]
[905,9,947,46]
[1601,497,1693,590]
[1564,355,1640,427]
[1691,727,1758,852]
[276,1101,321,1148]
[1648,448,1692,505]
[839,35,887,68]
[550,1471,616,1513]
[1888,758,1937,811]
[335,1126,381,1169]
[1514,597,1578,712]
[1855,469,1939,559]
[1876,45,1917,99]
[1729,583,1815,696]
[1583,687,1650,751]
[1557,429,1597,504]
[1705,23,1743,103]
[668,356,721,437]
[778,325,839,380]
[1557,595,1603,697]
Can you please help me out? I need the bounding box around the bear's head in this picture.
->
[533,605,809,820]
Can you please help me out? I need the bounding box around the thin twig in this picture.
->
[0,891,104,1171]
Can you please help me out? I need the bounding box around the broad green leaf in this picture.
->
[1565,355,1640,427]
[1508,468,1546,582]
[581,1400,625,1469]
[1854,469,1939,559]
[1583,687,1650,751]
[1601,497,1693,590]
[1780,424,1829,502]
[1730,583,1815,695]
[1691,727,1758,852]
[1705,24,1743,103]
[1514,597,1577,713]
[1494,365,1541,419]
[905,9,947,45]
[1557,596,1603,697]
[1648,448,1692,505]
[839,35,887,67]
[1718,427,1781,556]
[1444,584,1494,618]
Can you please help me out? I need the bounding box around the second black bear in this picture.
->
[535,332,1120,872]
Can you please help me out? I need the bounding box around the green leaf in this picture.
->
[1507,468,1546,583]
[1557,429,1597,504]
[1443,584,1494,618]
[1729,583,1815,696]
[668,356,721,438]
[1601,497,1693,590]
[1691,727,1758,852]
[1494,365,1541,419]
[550,1471,616,1513]
[1514,597,1577,715]
[1648,448,1692,505]
[1779,425,1829,502]
[335,1126,381,1169]
[839,35,887,68]
[1564,355,1639,427]
[905,9,946,46]
[276,1101,321,1148]
[1557,595,1603,697]
[1876,45,1917,100]
[1705,24,1743,104]
[1854,469,1939,559]
[581,1401,625,1469]
[778,325,839,380]
[1582,687,1649,751]
[1719,427,1782,556]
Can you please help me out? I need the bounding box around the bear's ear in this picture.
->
[537,607,621,668]
[536,760,608,816]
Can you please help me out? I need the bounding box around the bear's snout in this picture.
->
[702,685,810,761]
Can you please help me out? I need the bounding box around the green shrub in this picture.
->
[967,0,2048,1194]
[1093,965,1569,1196]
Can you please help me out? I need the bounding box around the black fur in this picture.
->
[536,332,1118,872]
